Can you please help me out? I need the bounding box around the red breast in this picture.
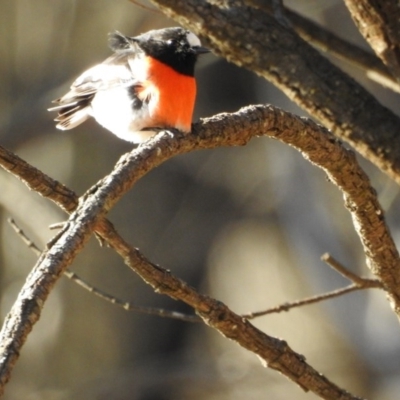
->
[139,56,196,132]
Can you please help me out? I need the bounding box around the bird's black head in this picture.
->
[110,27,209,76]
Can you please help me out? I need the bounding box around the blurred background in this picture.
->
[1,0,400,399]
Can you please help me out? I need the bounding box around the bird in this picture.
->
[49,27,209,143]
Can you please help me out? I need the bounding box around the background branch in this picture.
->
[344,0,400,81]
[245,0,400,92]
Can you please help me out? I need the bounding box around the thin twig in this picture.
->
[7,218,199,323]
[64,269,200,322]
[7,218,42,256]
[243,253,383,319]
[49,222,67,230]
[321,253,382,288]
[243,285,363,318]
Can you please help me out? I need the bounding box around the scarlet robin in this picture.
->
[49,27,209,143]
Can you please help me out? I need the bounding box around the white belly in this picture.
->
[90,87,157,143]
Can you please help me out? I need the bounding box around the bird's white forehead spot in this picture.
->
[186,31,201,48]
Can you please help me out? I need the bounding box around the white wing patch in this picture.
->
[71,63,136,95]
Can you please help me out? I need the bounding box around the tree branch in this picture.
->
[286,6,399,92]
[2,106,399,309]
[344,0,400,81]
[0,104,395,399]
[148,0,400,184]
[244,0,400,92]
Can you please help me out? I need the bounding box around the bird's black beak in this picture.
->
[193,46,210,55]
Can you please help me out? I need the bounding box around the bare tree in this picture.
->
[1,1,400,399]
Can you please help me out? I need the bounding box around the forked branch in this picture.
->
[0,104,395,399]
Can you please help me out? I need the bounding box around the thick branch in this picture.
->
[285,7,400,92]
[148,0,400,184]
[245,0,400,92]
[0,105,396,399]
[344,0,400,81]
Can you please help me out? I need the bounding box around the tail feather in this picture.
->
[55,107,91,130]
[49,91,94,130]
[54,105,82,121]
[48,101,78,112]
